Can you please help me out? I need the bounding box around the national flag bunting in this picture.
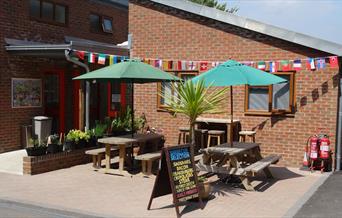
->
[200,62,208,71]
[316,58,326,69]
[163,61,169,70]
[257,61,266,70]
[306,58,315,70]
[293,59,302,71]
[188,61,196,70]
[329,56,339,68]
[109,55,114,65]
[88,53,95,63]
[76,51,85,60]
[97,54,106,65]
[242,61,254,67]
[279,60,291,71]
[269,61,277,73]
[181,61,187,70]
[154,59,162,68]
[212,62,220,67]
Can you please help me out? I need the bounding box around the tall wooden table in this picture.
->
[197,142,274,191]
[195,117,240,143]
[98,133,163,176]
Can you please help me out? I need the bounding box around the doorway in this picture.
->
[44,70,65,134]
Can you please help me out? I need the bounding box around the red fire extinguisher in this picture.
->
[319,135,330,159]
[308,135,319,161]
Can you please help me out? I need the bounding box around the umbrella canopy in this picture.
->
[192,59,287,86]
[191,59,287,147]
[73,59,181,167]
[73,59,181,83]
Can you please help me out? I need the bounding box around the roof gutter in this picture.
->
[64,48,90,131]
[5,44,71,51]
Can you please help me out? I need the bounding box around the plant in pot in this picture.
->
[89,120,108,146]
[47,134,63,154]
[197,175,212,200]
[160,79,227,146]
[111,106,147,136]
[26,137,48,156]
[65,129,91,150]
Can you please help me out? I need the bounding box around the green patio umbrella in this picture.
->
[73,59,181,134]
[192,59,287,146]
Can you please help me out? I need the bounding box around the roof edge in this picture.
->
[149,0,342,56]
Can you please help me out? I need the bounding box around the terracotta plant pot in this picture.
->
[198,181,211,200]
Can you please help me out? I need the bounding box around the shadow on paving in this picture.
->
[0,199,105,218]
[294,171,342,218]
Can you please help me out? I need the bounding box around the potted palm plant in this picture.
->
[161,79,227,145]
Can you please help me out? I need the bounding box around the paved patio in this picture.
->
[0,163,327,218]
[0,149,26,175]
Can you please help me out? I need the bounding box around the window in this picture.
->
[157,71,198,109]
[90,13,113,33]
[30,0,67,25]
[245,72,295,114]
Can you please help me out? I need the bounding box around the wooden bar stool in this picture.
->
[239,130,256,142]
[207,130,225,147]
[195,129,208,149]
[178,127,190,144]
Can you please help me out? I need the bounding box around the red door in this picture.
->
[72,70,80,129]
[107,81,127,117]
[44,70,65,134]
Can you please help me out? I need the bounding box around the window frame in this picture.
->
[157,71,199,110]
[29,0,68,26]
[245,71,295,115]
[89,13,113,34]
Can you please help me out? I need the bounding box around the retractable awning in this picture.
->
[4,37,129,57]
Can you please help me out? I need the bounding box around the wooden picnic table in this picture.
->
[197,142,281,191]
[195,117,240,143]
[97,133,163,176]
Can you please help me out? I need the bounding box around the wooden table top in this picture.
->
[196,117,240,124]
[97,133,163,145]
[201,142,259,156]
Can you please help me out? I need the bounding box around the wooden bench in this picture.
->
[85,147,119,169]
[244,154,281,177]
[194,154,203,163]
[135,152,161,176]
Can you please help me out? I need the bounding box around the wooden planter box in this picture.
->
[23,146,98,175]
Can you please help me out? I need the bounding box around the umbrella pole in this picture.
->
[230,86,234,147]
[131,82,135,168]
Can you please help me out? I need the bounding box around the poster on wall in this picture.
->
[11,78,42,108]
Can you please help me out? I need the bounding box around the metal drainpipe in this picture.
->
[336,60,342,171]
[64,49,90,131]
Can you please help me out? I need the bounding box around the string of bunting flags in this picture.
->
[139,56,339,72]
[72,49,129,65]
[71,49,340,72]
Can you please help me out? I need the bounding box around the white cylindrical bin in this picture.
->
[32,116,52,144]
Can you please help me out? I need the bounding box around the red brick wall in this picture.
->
[0,0,128,152]
[129,1,340,166]
[23,147,94,175]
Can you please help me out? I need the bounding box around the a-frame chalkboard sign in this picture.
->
[147,144,204,218]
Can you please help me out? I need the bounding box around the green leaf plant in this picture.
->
[161,79,228,146]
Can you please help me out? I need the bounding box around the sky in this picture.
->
[217,0,342,44]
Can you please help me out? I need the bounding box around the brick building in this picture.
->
[129,0,342,167]
[0,0,129,152]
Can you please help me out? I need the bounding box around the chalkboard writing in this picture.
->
[169,148,198,202]
[147,144,203,218]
